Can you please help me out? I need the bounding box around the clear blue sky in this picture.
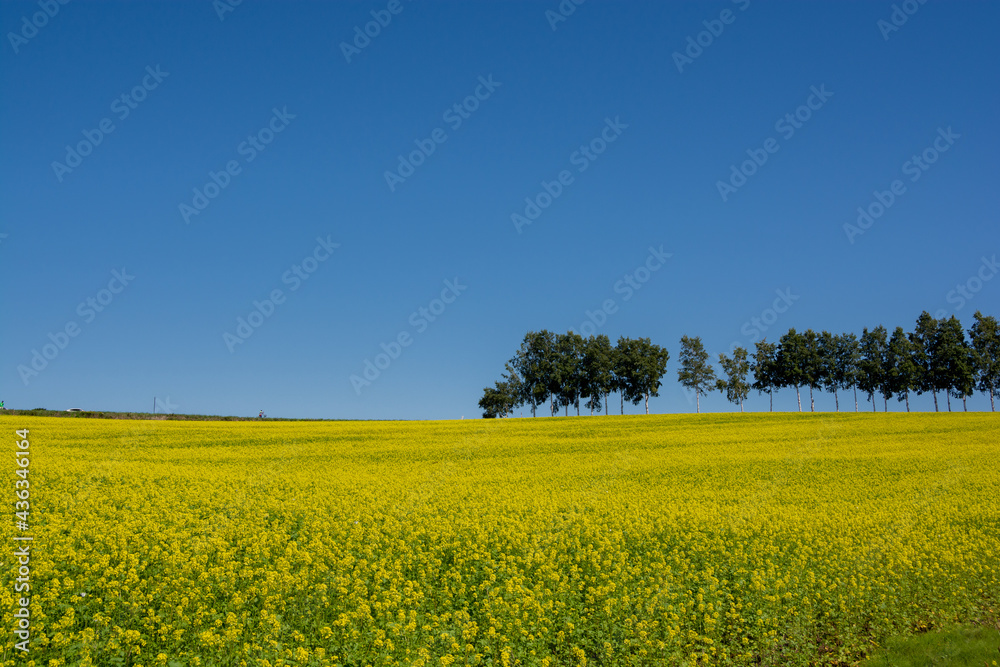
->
[2,0,998,418]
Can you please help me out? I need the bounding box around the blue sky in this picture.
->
[2,0,998,418]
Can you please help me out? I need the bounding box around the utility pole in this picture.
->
[153,397,156,415]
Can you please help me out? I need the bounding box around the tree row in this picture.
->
[478,311,1000,417]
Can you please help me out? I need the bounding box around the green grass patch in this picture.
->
[861,624,1000,666]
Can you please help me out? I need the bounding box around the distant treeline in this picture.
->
[0,409,347,421]
[0,409,263,421]
[479,310,999,417]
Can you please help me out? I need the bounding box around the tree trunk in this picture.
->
[884,396,888,412]
[740,399,744,413]
[933,391,939,412]
[809,385,814,412]
[796,386,801,412]
[871,393,876,412]
[834,390,839,412]
[962,395,967,412]
[604,393,608,415]
[620,393,624,416]
[946,392,951,412]
[991,388,995,412]
[905,392,910,412]
[645,392,649,415]
[696,389,701,414]
[769,390,773,412]
[854,385,858,412]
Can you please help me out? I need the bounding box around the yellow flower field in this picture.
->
[1,413,998,666]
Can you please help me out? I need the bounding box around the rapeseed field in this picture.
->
[1,413,997,666]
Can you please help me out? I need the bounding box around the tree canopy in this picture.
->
[480,311,998,417]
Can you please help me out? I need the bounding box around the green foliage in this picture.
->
[677,335,715,412]
[800,329,824,390]
[488,311,997,417]
[500,331,669,417]
[615,336,670,414]
[817,331,839,395]
[970,311,1000,410]
[751,339,780,407]
[716,346,751,411]
[909,311,940,406]
[859,325,890,410]
[552,331,586,415]
[509,330,558,416]
[580,334,615,415]
[835,332,862,394]
[888,326,919,409]
[776,328,810,410]
[859,623,1000,666]
[936,315,976,409]
[478,378,518,418]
